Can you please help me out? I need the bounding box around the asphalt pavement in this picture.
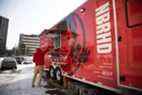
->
[0,64,47,95]
[0,64,71,95]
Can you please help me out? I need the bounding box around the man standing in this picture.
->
[32,48,44,87]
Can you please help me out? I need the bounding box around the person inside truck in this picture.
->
[32,48,45,87]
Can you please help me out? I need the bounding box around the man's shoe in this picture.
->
[32,84,35,88]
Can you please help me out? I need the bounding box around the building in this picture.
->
[0,16,9,56]
[19,34,40,56]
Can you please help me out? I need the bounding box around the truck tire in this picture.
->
[54,67,63,84]
[49,66,55,79]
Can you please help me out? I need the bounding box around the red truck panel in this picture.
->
[87,0,118,89]
[61,0,119,90]
[117,0,142,90]
[40,0,142,92]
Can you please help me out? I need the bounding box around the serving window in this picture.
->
[126,0,142,27]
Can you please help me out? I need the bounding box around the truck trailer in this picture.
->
[39,0,142,94]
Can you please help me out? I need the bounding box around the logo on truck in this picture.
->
[95,2,112,54]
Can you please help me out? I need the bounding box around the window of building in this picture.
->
[54,33,61,49]
[0,18,2,28]
[126,0,142,27]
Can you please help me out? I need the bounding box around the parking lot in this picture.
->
[0,64,48,95]
[0,61,73,95]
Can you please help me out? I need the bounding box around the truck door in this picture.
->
[118,0,142,90]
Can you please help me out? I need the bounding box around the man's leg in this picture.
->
[32,66,38,87]
[32,73,37,87]
[37,66,44,87]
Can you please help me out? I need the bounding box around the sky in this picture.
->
[0,0,86,49]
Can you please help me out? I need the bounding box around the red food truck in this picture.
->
[40,0,142,94]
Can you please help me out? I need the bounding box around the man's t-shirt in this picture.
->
[33,48,44,65]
